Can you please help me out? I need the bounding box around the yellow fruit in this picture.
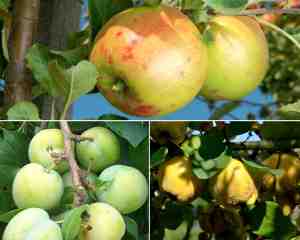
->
[277,195,294,216]
[158,156,201,201]
[262,153,300,193]
[210,159,258,205]
[151,122,188,145]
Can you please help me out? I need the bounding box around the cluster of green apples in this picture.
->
[90,5,269,117]
[3,127,148,240]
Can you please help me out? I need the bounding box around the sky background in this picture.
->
[73,2,274,120]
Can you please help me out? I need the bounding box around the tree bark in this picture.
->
[37,0,82,119]
[4,0,40,106]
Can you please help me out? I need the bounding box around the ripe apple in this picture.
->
[200,16,269,100]
[3,208,62,240]
[96,165,148,214]
[80,203,125,240]
[76,127,121,173]
[90,5,207,116]
[28,129,68,174]
[13,163,64,210]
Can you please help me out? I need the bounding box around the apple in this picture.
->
[200,16,269,100]
[3,208,62,240]
[76,127,121,173]
[80,203,125,240]
[13,163,64,210]
[96,165,148,214]
[90,5,207,116]
[28,129,68,174]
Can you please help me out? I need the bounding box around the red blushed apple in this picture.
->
[90,5,207,117]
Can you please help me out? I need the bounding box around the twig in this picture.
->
[60,120,86,206]
[229,139,300,150]
[231,8,300,16]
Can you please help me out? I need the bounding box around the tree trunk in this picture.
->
[37,0,82,119]
[4,0,40,107]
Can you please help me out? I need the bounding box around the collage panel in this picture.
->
[0,1,298,120]
[150,121,300,240]
[0,121,149,240]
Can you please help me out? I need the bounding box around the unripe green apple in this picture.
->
[76,127,120,173]
[3,208,62,240]
[24,220,63,240]
[97,165,148,214]
[200,16,269,100]
[81,203,125,240]
[13,163,64,210]
[28,129,68,173]
[3,208,49,240]
[90,5,207,116]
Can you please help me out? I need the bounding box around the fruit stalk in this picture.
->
[59,120,86,206]
[4,0,40,106]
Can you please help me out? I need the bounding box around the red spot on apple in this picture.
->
[116,31,123,37]
[135,105,159,116]
[121,46,134,61]
[108,55,113,64]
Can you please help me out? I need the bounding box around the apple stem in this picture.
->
[112,80,126,92]
[70,134,94,142]
[60,120,86,206]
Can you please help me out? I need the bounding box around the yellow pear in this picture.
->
[210,159,258,205]
[158,156,201,201]
[262,153,300,193]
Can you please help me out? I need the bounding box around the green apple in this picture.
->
[81,203,125,240]
[90,5,207,116]
[13,163,64,210]
[3,208,62,240]
[28,129,68,173]
[76,127,120,173]
[97,165,148,214]
[200,16,269,100]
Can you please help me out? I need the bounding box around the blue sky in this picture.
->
[73,2,274,120]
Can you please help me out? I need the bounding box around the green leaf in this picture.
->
[7,101,40,120]
[242,159,283,176]
[0,130,30,167]
[193,167,218,179]
[0,191,14,214]
[0,209,23,223]
[209,102,241,120]
[247,201,296,240]
[123,216,139,240]
[26,44,60,96]
[88,0,133,41]
[51,45,90,66]
[129,137,149,176]
[205,0,249,14]
[151,147,168,168]
[0,0,10,11]
[278,101,300,120]
[62,205,89,240]
[0,164,19,188]
[49,60,98,103]
[105,122,148,147]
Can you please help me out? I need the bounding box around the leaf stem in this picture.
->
[256,17,300,50]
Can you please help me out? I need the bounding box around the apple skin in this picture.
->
[13,163,64,210]
[76,127,121,173]
[80,203,126,240]
[97,165,148,214]
[3,208,62,240]
[200,16,269,100]
[28,129,68,174]
[90,5,207,116]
